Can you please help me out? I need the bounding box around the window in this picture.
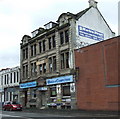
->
[31,62,37,76]
[61,52,69,69]
[52,35,56,48]
[43,63,46,73]
[31,90,36,98]
[49,58,52,72]
[65,52,69,68]
[23,64,28,79]
[39,64,42,74]
[53,56,56,71]
[43,40,46,52]
[34,44,36,56]
[39,42,42,53]
[49,56,56,72]
[31,45,33,56]
[61,53,65,69]
[65,30,69,43]
[60,32,64,45]
[62,84,70,96]
[59,29,69,45]
[48,35,56,50]
[31,44,36,56]
[7,74,9,84]
[48,37,52,49]
[10,73,12,83]
[4,75,6,85]
[14,72,16,83]
[17,71,19,82]
[50,87,57,97]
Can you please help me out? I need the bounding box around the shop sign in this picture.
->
[38,87,47,91]
[46,75,73,85]
[20,81,37,88]
[78,25,104,41]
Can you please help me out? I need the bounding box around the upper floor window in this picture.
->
[61,52,69,69]
[14,72,16,83]
[23,64,28,79]
[48,35,56,50]
[23,47,28,60]
[39,63,47,74]
[59,29,69,45]
[39,40,46,53]
[31,62,37,77]
[31,44,36,57]
[49,56,56,72]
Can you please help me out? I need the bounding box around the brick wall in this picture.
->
[75,36,120,111]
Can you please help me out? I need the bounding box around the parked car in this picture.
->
[3,101,22,111]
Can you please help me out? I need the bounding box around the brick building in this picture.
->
[20,0,115,109]
[75,36,120,111]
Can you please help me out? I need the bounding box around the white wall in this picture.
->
[75,7,115,48]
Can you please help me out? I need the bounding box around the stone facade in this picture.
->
[20,0,115,109]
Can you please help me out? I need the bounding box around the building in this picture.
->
[0,67,20,102]
[20,0,115,109]
[75,36,120,111]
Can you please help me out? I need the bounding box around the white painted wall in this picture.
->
[118,1,120,35]
[75,7,115,48]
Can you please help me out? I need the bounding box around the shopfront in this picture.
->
[20,81,37,107]
[46,75,76,109]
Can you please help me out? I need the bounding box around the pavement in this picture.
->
[22,107,120,118]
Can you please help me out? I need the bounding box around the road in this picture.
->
[0,110,119,119]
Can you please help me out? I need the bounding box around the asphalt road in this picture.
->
[0,110,119,119]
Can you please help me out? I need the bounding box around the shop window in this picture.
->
[50,87,57,97]
[31,90,36,98]
[63,84,70,96]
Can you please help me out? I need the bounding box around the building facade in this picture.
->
[0,67,20,102]
[20,0,115,109]
[75,36,120,111]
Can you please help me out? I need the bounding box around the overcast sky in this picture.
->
[0,0,119,69]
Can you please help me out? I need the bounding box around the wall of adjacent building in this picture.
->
[75,36,120,111]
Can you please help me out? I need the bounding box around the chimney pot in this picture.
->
[89,0,98,8]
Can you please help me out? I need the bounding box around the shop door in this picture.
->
[41,92,45,106]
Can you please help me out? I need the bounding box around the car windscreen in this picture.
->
[12,102,19,104]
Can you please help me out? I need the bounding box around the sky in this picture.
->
[0,0,119,69]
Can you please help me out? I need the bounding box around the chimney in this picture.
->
[89,0,98,8]
[118,1,120,35]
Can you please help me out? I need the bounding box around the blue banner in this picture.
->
[20,81,37,88]
[46,75,73,85]
[78,25,104,41]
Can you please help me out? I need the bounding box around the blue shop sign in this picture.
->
[20,81,37,88]
[78,25,104,41]
[46,75,73,85]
